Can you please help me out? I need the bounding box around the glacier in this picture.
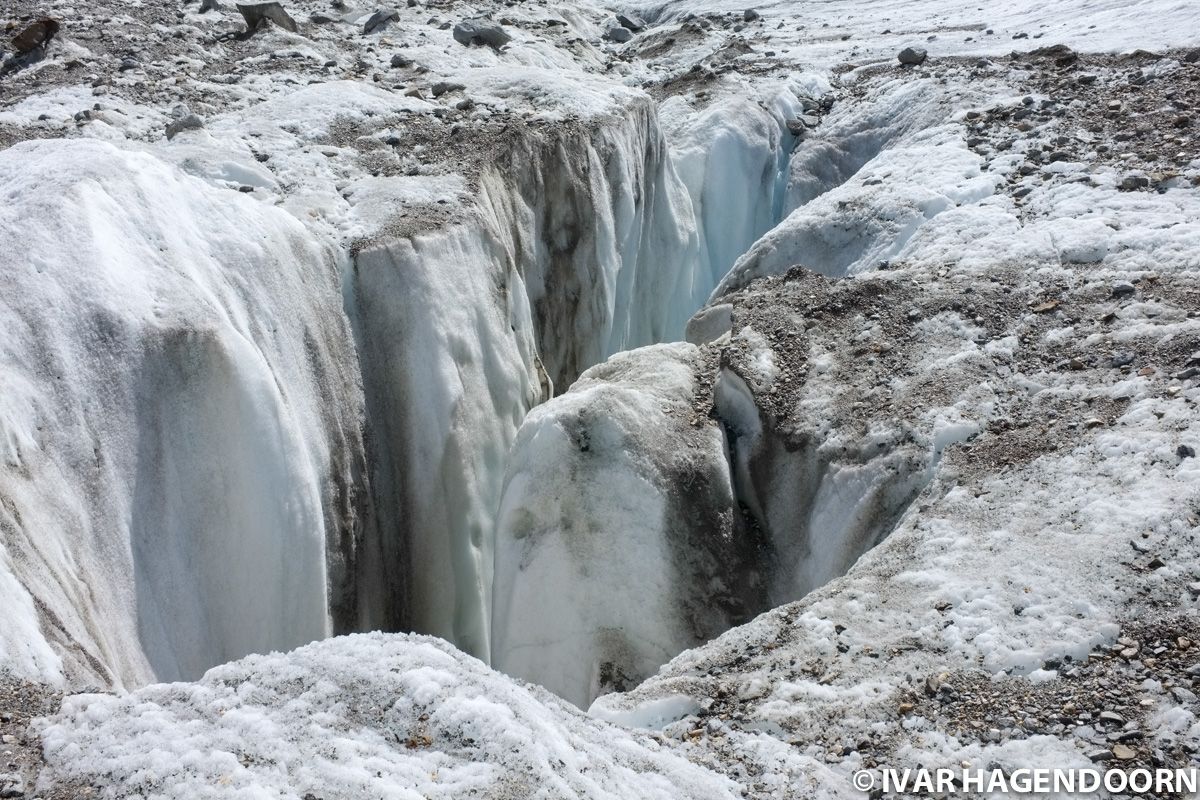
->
[1,0,1199,795]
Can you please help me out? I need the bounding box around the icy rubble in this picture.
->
[37,633,742,800]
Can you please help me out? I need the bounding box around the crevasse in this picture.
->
[346,86,806,662]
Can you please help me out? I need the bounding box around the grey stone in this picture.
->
[10,18,59,54]
[0,773,23,799]
[1110,352,1135,368]
[1110,282,1136,298]
[606,26,633,43]
[236,2,299,34]
[616,13,645,32]
[453,18,511,49]
[743,9,761,21]
[431,81,464,97]
[1119,174,1150,191]
[390,53,413,68]
[363,9,399,34]
[166,113,205,140]
[200,0,221,12]
[1179,445,1196,459]
[898,46,927,65]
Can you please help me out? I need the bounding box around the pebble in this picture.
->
[898,46,927,66]
[1178,445,1196,459]
[1110,282,1136,298]
[743,9,761,22]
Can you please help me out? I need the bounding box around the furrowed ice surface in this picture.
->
[0,139,368,686]
[37,633,742,800]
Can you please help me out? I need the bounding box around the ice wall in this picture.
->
[0,140,370,686]
[347,97,706,660]
[658,84,813,290]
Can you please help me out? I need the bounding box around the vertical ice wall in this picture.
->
[657,85,812,289]
[347,97,703,659]
[0,140,370,686]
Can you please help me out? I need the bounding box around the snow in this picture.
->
[38,633,740,800]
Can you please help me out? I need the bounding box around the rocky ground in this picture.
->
[0,677,93,799]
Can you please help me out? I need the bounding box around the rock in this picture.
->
[391,53,413,68]
[431,81,464,97]
[1098,711,1126,726]
[118,57,139,71]
[200,0,222,12]
[1110,352,1135,368]
[1179,445,1196,459]
[10,18,60,53]
[165,113,205,140]
[0,773,23,799]
[898,46,927,65]
[1087,748,1113,762]
[606,26,634,43]
[236,2,299,34]
[453,18,511,49]
[1112,743,1137,760]
[363,9,400,35]
[1119,174,1149,191]
[1183,48,1200,64]
[616,13,645,32]
[743,9,761,22]
[1110,282,1136,298]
